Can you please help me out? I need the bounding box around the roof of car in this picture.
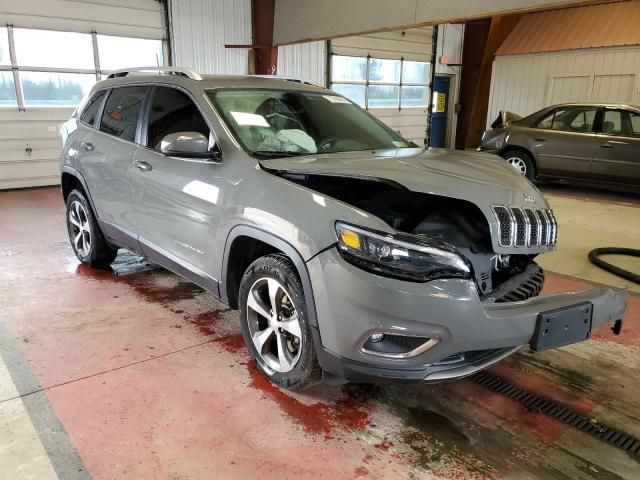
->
[96,68,327,92]
[549,102,640,110]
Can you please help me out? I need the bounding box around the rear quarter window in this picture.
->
[79,90,107,127]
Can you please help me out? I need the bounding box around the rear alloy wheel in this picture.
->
[503,151,535,181]
[239,254,318,390]
[65,189,118,267]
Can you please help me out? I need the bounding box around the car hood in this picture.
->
[260,148,546,210]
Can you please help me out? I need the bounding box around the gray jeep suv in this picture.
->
[60,67,627,390]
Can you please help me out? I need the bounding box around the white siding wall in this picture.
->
[487,46,640,128]
[277,41,326,87]
[170,0,251,74]
[0,1,165,189]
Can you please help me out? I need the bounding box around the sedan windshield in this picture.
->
[208,89,411,158]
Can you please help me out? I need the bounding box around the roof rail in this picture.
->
[253,75,323,88]
[106,67,203,81]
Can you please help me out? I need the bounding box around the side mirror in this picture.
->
[160,132,219,160]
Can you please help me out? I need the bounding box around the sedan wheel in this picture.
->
[506,156,527,176]
[68,200,92,257]
[246,277,302,373]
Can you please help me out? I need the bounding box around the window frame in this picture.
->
[330,54,430,110]
[138,84,223,160]
[596,107,640,138]
[96,85,150,145]
[0,26,165,111]
[533,106,600,134]
[140,84,217,153]
[78,88,109,128]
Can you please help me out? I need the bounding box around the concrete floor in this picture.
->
[0,185,638,479]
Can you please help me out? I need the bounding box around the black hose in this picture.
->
[588,248,640,284]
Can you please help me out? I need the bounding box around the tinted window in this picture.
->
[535,107,597,132]
[602,110,623,135]
[146,87,210,150]
[630,111,640,137]
[79,90,106,126]
[99,86,147,142]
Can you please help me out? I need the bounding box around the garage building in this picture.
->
[1,1,639,479]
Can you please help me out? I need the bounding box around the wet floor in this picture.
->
[1,187,639,479]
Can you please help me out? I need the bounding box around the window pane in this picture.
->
[369,58,400,83]
[98,35,163,71]
[0,27,9,66]
[331,56,367,82]
[21,72,95,106]
[630,112,640,137]
[368,85,399,108]
[401,86,428,107]
[567,107,597,132]
[331,83,365,106]
[603,110,624,135]
[14,29,94,69]
[403,61,429,84]
[0,71,17,106]
[99,86,147,142]
[80,90,107,126]
[147,87,209,150]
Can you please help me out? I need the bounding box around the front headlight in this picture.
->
[335,222,471,282]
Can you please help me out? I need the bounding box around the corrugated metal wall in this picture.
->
[0,0,165,189]
[487,46,640,128]
[277,41,326,86]
[170,0,251,74]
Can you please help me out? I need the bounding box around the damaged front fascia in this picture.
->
[263,165,536,296]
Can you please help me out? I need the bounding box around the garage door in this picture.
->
[330,28,434,146]
[0,1,166,190]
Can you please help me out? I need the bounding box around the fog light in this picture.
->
[370,333,384,342]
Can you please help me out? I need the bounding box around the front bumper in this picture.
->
[307,249,627,383]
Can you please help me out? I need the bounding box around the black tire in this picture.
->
[238,254,318,390]
[65,189,118,267]
[502,150,536,181]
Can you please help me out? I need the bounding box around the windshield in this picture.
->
[208,89,411,158]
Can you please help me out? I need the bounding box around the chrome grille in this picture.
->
[492,205,557,248]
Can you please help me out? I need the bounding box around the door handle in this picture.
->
[80,142,94,151]
[533,137,546,142]
[135,161,153,172]
[600,142,615,149]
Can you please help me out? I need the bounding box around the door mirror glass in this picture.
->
[160,132,211,158]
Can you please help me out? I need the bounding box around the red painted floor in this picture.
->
[1,187,639,479]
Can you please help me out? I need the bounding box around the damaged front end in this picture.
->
[276,172,539,299]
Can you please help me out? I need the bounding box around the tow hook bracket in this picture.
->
[611,319,623,335]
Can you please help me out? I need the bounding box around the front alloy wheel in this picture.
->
[239,254,318,390]
[246,277,302,373]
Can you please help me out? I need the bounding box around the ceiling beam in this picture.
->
[273,0,612,45]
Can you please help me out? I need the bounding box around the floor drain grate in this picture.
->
[470,371,640,460]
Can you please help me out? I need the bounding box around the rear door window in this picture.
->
[99,86,148,143]
[79,90,106,127]
[535,107,597,132]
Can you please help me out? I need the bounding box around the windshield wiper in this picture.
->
[253,150,307,159]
